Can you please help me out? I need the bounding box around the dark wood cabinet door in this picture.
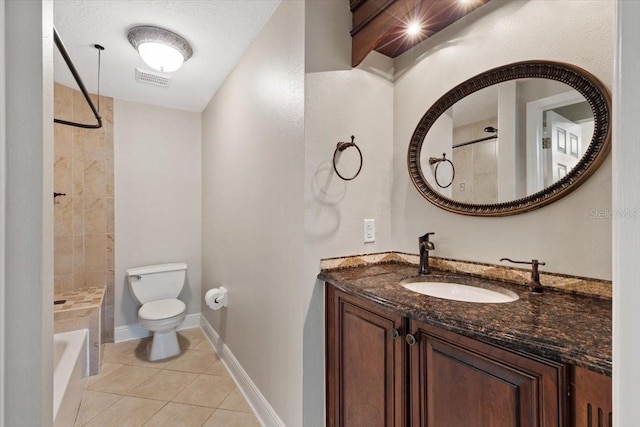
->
[326,285,407,427]
[570,366,612,427]
[409,320,567,427]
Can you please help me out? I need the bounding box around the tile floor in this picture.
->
[75,328,260,427]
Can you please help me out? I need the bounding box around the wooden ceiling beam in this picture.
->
[350,0,491,67]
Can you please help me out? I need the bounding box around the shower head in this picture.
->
[484,126,498,133]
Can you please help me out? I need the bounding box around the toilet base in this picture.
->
[147,329,180,361]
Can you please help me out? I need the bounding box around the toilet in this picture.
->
[126,262,187,361]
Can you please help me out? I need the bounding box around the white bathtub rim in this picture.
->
[53,329,88,424]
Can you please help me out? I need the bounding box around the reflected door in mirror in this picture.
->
[422,79,594,205]
[408,61,611,216]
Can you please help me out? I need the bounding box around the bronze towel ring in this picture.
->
[333,135,363,181]
[428,153,455,189]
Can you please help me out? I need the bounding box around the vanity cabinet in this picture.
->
[570,366,612,427]
[409,319,566,426]
[326,284,407,427]
[326,284,570,426]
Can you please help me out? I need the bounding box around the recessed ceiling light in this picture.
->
[127,26,193,73]
[407,22,422,37]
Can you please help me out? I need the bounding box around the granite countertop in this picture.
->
[318,262,612,376]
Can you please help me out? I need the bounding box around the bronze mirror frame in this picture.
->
[407,60,612,217]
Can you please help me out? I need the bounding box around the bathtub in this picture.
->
[53,329,89,427]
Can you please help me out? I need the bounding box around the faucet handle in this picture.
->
[419,232,435,242]
[500,258,545,266]
[500,258,545,293]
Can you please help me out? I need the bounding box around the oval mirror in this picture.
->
[408,60,611,216]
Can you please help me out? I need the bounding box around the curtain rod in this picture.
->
[452,134,497,149]
[53,26,103,129]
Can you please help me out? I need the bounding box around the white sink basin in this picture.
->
[401,280,519,303]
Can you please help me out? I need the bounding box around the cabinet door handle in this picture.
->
[406,334,418,346]
[391,328,401,339]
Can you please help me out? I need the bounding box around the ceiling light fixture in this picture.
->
[127,26,193,73]
[406,21,423,37]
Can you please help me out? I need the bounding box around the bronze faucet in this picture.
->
[500,258,546,293]
[419,232,435,275]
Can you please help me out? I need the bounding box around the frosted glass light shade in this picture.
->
[138,42,184,72]
[128,26,193,74]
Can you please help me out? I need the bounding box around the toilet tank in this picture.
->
[126,263,187,305]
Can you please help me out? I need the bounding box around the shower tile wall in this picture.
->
[54,83,114,342]
[452,117,498,204]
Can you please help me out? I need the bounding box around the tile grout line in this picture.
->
[74,392,123,427]
[78,328,260,425]
[138,399,170,427]
[130,366,201,402]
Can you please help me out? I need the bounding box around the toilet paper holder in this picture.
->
[205,287,228,310]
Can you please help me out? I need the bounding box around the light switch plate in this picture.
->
[364,219,375,243]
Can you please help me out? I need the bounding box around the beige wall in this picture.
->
[303,68,394,426]
[114,99,202,328]
[4,0,54,425]
[201,2,305,425]
[53,83,115,341]
[392,0,614,280]
[305,68,394,256]
[0,1,6,422]
[303,3,394,426]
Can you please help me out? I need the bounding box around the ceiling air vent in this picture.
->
[135,68,171,88]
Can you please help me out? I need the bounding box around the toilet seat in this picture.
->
[139,298,186,321]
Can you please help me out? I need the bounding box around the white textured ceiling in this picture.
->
[54,0,281,112]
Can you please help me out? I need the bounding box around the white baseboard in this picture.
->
[114,313,202,343]
[200,316,285,427]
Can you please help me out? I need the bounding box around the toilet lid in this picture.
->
[139,298,186,320]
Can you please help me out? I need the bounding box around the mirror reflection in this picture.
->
[421,78,594,205]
